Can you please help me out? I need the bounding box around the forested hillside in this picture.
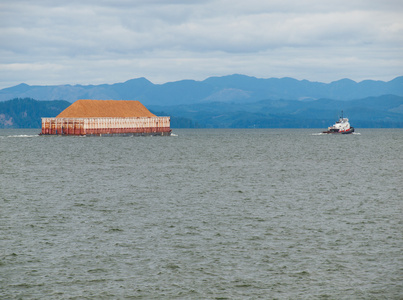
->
[0,98,70,128]
[149,95,403,128]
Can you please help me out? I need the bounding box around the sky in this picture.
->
[1,0,403,89]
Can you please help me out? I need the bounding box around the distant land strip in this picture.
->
[1,96,402,129]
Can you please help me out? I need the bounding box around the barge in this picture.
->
[40,100,171,136]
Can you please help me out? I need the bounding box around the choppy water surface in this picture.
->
[1,129,402,299]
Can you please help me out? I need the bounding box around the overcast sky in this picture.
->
[1,0,402,89]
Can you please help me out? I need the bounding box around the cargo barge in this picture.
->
[41,116,171,136]
[40,100,171,136]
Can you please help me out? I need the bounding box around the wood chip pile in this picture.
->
[56,100,156,118]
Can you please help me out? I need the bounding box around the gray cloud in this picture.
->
[0,0,402,89]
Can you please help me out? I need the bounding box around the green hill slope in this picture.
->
[0,98,70,128]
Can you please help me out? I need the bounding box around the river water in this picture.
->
[1,129,402,299]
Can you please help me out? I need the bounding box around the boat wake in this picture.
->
[7,135,39,138]
[171,133,178,137]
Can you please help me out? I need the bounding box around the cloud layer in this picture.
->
[1,0,402,88]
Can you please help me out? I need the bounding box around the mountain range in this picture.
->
[1,75,402,105]
[0,75,402,128]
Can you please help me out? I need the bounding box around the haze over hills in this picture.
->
[1,75,402,105]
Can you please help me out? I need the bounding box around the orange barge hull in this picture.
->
[40,117,171,136]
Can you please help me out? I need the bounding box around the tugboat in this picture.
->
[322,111,354,134]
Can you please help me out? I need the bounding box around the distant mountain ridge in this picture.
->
[1,75,402,105]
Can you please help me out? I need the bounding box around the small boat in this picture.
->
[322,111,354,134]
